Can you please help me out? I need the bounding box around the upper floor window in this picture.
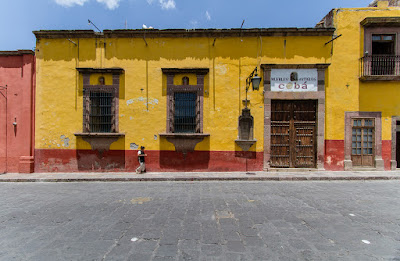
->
[360,17,400,79]
[372,34,395,55]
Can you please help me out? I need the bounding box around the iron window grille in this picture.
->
[83,87,117,133]
[173,92,197,133]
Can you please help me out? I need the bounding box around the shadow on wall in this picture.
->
[76,137,126,171]
[159,137,210,171]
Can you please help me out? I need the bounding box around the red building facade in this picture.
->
[0,50,35,173]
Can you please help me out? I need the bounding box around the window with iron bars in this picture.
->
[83,88,116,133]
[174,92,197,133]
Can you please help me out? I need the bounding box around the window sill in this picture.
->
[360,75,400,81]
[235,139,257,151]
[159,133,210,153]
[74,132,125,138]
[74,132,125,151]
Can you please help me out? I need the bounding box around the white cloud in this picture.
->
[146,0,154,4]
[54,0,89,7]
[54,0,120,9]
[159,0,175,10]
[96,0,121,9]
[205,10,211,21]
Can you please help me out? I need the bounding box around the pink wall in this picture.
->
[0,50,35,173]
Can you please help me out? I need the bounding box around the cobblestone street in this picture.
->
[0,181,399,260]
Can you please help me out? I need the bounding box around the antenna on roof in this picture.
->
[125,19,127,29]
[240,20,245,42]
[88,19,101,32]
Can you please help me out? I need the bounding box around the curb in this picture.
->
[0,176,400,182]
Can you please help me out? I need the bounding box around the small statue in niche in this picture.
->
[99,76,105,85]
[182,76,189,85]
[290,72,298,81]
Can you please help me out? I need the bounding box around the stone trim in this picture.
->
[262,64,328,170]
[164,71,207,134]
[363,27,400,55]
[0,50,35,56]
[360,76,400,81]
[361,17,400,27]
[34,28,335,39]
[344,111,383,170]
[391,116,400,170]
[159,133,210,154]
[77,67,124,74]
[162,68,209,75]
[74,133,125,152]
[81,72,121,133]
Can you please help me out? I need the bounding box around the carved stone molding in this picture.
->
[235,140,257,151]
[159,133,210,154]
[74,133,125,152]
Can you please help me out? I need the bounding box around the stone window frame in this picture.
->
[162,68,209,134]
[364,27,400,55]
[82,73,120,133]
[159,68,210,154]
[74,68,125,151]
[391,116,400,170]
[361,17,400,81]
[261,64,329,170]
[344,111,384,170]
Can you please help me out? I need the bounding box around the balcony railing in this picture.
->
[360,55,400,78]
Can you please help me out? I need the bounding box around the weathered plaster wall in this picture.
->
[35,34,331,172]
[0,52,35,173]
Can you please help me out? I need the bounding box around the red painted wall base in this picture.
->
[35,149,264,172]
[325,140,391,171]
[35,140,392,172]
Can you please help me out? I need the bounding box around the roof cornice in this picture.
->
[33,28,335,39]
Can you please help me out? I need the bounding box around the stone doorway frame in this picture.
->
[343,111,383,170]
[391,116,400,170]
[261,64,329,170]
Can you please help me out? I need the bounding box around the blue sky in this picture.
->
[1,0,372,50]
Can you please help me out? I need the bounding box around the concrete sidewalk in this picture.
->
[0,170,400,182]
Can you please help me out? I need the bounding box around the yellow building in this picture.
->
[318,0,400,170]
[33,0,400,172]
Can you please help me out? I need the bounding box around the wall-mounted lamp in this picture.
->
[244,67,261,108]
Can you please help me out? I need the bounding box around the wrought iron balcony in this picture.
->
[360,55,400,81]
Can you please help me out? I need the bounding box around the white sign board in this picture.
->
[271,69,318,92]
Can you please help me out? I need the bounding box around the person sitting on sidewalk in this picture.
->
[136,146,147,174]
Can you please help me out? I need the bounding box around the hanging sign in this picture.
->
[271,69,318,92]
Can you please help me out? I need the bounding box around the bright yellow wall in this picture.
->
[326,6,400,140]
[35,34,331,152]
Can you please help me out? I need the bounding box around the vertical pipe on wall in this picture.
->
[146,60,149,111]
[75,39,79,110]
[239,58,241,114]
[213,57,215,111]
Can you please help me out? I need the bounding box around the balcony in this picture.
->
[360,55,400,81]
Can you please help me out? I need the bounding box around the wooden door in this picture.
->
[271,100,316,168]
[351,119,374,167]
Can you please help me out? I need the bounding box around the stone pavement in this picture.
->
[0,181,399,260]
[0,170,399,182]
